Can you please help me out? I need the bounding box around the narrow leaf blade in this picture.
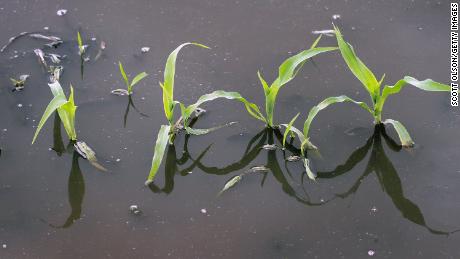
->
[32,94,67,144]
[146,125,172,184]
[383,119,414,147]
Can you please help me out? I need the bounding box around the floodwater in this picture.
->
[0,0,459,258]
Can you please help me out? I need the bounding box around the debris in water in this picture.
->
[141,47,150,53]
[10,74,29,92]
[332,14,341,20]
[0,31,29,53]
[111,89,129,96]
[262,144,278,150]
[368,250,375,256]
[116,158,121,162]
[248,165,269,173]
[370,206,378,213]
[94,41,106,61]
[34,49,47,67]
[56,9,68,16]
[218,174,243,196]
[46,53,66,64]
[17,104,23,108]
[286,155,302,162]
[29,34,61,42]
[311,29,335,37]
[45,40,63,48]
[49,66,63,82]
[200,208,207,214]
[2,244,6,249]
[129,205,142,215]
[74,141,107,171]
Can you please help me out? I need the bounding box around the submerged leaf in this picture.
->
[247,165,270,173]
[261,144,278,150]
[146,125,172,184]
[303,158,316,180]
[111,89,129,96]
[1,31,30,53]
[217,175,243,196]
[34,49,47,67]
[383,119,414,147]
[286,155,302,162]
[185,122,237,136]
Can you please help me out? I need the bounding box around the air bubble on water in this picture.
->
[116,158,121,162]
[332,14,341,20]
[44,27,49,30]
[17,103,23,108]
[200,208,207,214]
[370,206,377,213]
[141,47,150,53]
[2,244,6,249]
[368,250,375,256]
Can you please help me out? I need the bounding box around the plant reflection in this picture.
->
[123,95,149,128]
[317,124,458,235]
[149,126,330,206]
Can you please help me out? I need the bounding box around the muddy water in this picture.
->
[0,0,459,258]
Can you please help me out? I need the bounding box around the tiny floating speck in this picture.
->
[332,14,341,20]
[141,47,150,53]
[368,250,375,256]
[57,9,67,16]
[200,208,207,214]
[286,155,301,162]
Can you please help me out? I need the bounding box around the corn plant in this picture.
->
[77,31,85,56]
[255,35,337,127]
[116,61,148,95]
[146,42,265,184]
[32,80,77,144]
[283,25,450,155]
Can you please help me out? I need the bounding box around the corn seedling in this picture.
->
[32,80,78,144]
[77,31,86,56]
[255,36,337,127]
[283,25,450,156]
[113,61,148,95]
[146,42,265,184]
[31,81,106,171]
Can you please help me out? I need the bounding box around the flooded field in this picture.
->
[0,0,459,258]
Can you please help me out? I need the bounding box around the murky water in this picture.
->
[1,0,459,258]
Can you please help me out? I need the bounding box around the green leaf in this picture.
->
[303,95,373,148]
[334,25,380,102]
[162,42,210,123]
[282,113,299,147]
[257,71,270,96]
[277,46,337,87]
[182,90,266,126]
[58,85,78,141]
[77,31,83,49]
[146,125,172,184]
[265,45,337,126]
[383,119,414,147]
[118,62,130,89]
[130,72,148,87]
[32,93,67,144]
[375,76,450,117]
